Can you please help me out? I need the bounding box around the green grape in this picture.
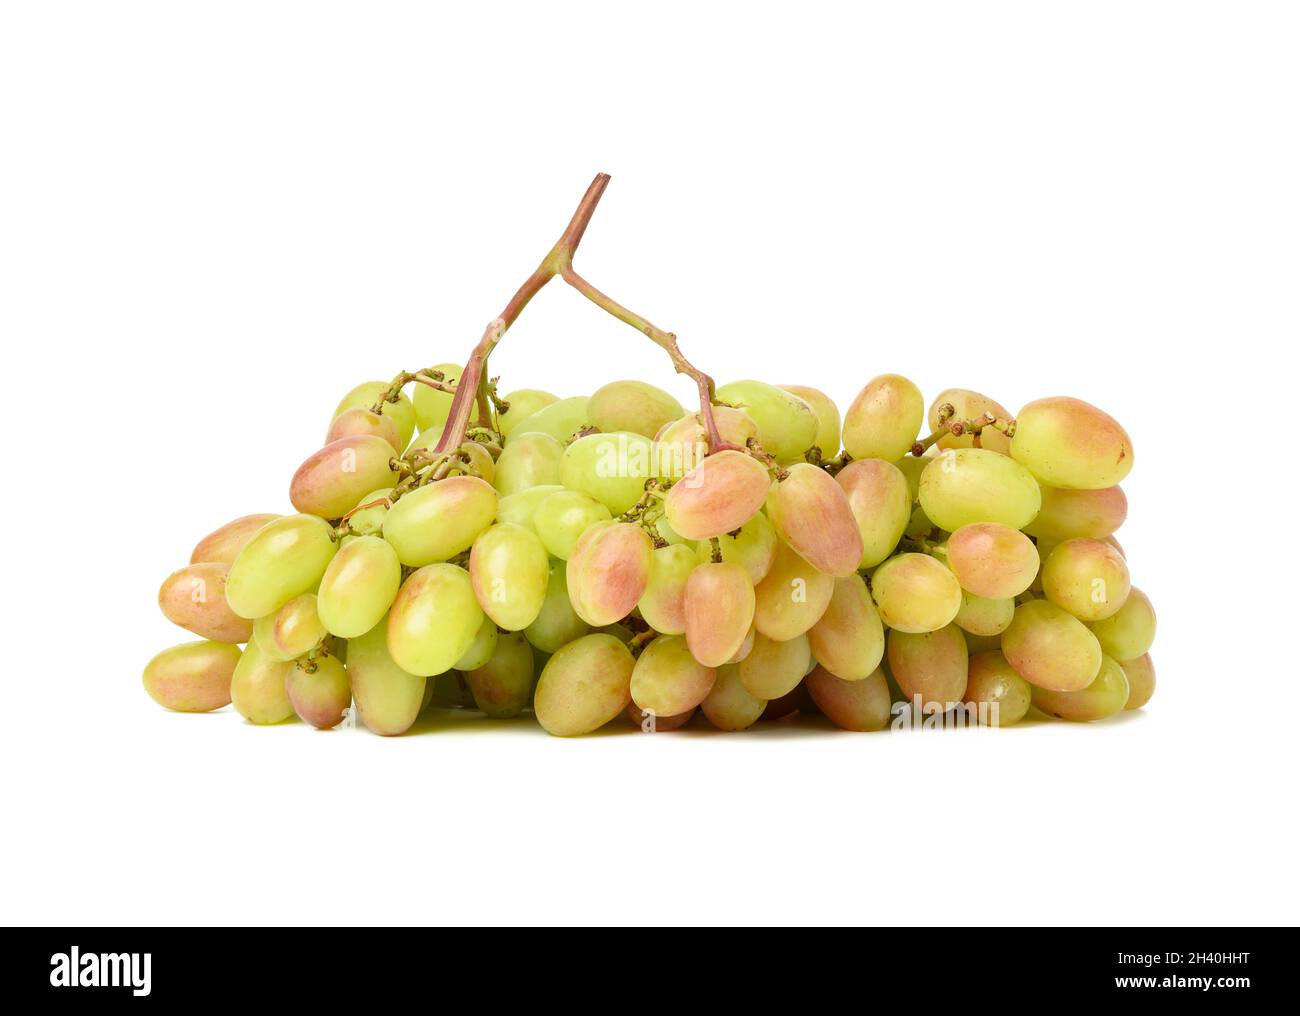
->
[252,593,325,661]
[1002,599,1102,691]
[918,448,1042,532]
[753,537,834,640]
[466,631,535,718]
[560,431,655,514]
[637,543,698,635]
[326,406,404,453]
[505,396,591,444]
[411,361,469,434]
[653,406,758,478]
[714,379,818,460]
[945,522,1040,599]
[887,624,969,709]
[382,475,497,566]
[158,562,253,644]
[1011,396,1134,489]
[524,562,590,652]
[533,490,613,559]
[342,487,393,537]
[454,614,498,671]
[225,514,338,620]
[588,380,685,438]
[835,458,911,568]
[230,639,297,725]
[190,513,280,565]
[290,435,401,520]
[386,564,484,677]
[870,553,962,633]
[1121,653,1156,710]
[663,449,770,540]
[459,440,496,485]
[767,463,864,577]
[905,503,938,540]
[285,654,351,729]
[699,663,766,731]
[1041,538,1131,621]
[631,634,718,717]
[496,484,565,533]
[468,522,550,630]
[805,666,892,731]
[498,388,560,438]
[894,453,929,503]
[779,384,841,459]
[738,632,810,699]
[333,381,416,451]
[347,617,426,735]
[143,640,241,713]
[684,561,756,667]
[927,388,1014,456]
[317,535,402,638]
[808,574,885,681]
[1086,586,1156,660]
[692,511,777,584]
[493,431,565,496]
[565,522,654,626]
[533,633,634,736]
[842,374,925,461]
[953,591,1015,636]
[963,630,1003,655]
[1031,654,1130,721]
[963,651,1032,726]
[1024,484,1128,541]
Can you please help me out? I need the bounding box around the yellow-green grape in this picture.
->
[588,380,685,438]
[693,511,778,584]
[466,631,535,718]
[347,617,426,735]
[533,490,612,559]
[918,448,1041,532]
[289,435,401,520]
[468,522,550,630]
[963,630,1003,655]
[738,632,810,699]
[143,641,241,713]
[458,441,496,485]
[230,639,297,725]
[158,562,253,644]
[963,651,1032,726]
[870,553,962,633]
[625,702,695,732]
[1024,484,1128,541]
[327,406,404,453]
[1041,538,1131,621]
[494,431,565,496]
[714,379,818,460]
[927,388,1014,456]
[887,624,969,709]
[333,381,416,451]
[842,374,925,461]
[699,663,766,731]
[1086,586,1156,660]
[1002,599,1102,691]
[945,522,1040,599]
[1121,653,1156,710]
[496,484,564,533]
[386,564,484,677]
[684,561,757,667]
[768,463,864,577]
[835,458,911,569]
[533,633,634,736]
[779,384,841,459]
[805,666,892,731]
[505,396,591,444]
[650,513,687,546]
[631,634,718,717]
[663,449,770,540]
[411,361,469,434]
[905,503,938,540]
[317,535,402,638]
[954,591,1015,636]
[753,537,834,640]
[637,543,698,635]
[808,574,885,681]
[894,453,929,503]
[382,475,497,566]
[190,513,281,565]
[225,514,338,620]
[524,562,590,652]
[560,431,655,514]
[653,406,758,478]
[1011,396,1134,489]
[285,654,352,729]
[565,522,654,627]
[498,388,560,439]
[453,614,498,671]
[342,488,393,537]
[253,593,325,661]
[1031,654,1130,721]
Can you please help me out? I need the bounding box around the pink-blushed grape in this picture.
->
[189,513,280,565]
[589,380,685,438]
[768,463,864,577]
[290,435,401,520]
[143,641,241,713]
[945,522,1040,599]
[1121,653,1156,710]
[963,651,1032,726]
[927,388,1014,456]
[230,640,296,725]
[285,654,351,729]
[158,562,253,644]
[808,575,885,681]
[333,381,415,451]
[466,631,535,718]
[566,522,654,627]
[1041,537,1131,621]
[835,458,911,569]
[1024,484,1128,541]
[842,374,925,461]
[533,634,634,736]
[252,593,325,661]
[1002,599,1102,691]
[654,406,758,478]
[684,561,756,667]
[887,624,969,710]
[805,666,892,731]
[326,406,404,453]
[1011,396,1134,489]
[664,450,770,540]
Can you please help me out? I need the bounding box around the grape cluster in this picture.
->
[146,371,1155,735]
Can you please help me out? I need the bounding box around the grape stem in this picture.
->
[910,409,1017,456]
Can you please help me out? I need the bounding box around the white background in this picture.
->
[2,1,1297,926]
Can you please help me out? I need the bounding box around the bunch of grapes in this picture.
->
[144,176,1155,736]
